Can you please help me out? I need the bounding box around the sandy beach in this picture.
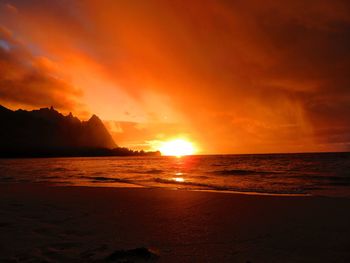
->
[0,184,350,262]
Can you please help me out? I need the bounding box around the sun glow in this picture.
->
[159,139,195,157]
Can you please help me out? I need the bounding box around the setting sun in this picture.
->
[159,139,195,157]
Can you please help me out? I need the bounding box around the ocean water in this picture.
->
[0,152,350,197]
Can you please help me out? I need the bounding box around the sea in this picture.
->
[0,152,350,197]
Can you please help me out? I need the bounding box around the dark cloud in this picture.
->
[0,26,82,111]
[252,2,350,148]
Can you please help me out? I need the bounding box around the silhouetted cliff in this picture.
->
[0,105,160,158]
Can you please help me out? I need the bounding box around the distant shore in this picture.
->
[0,147,161,158]
[1,183,349,262]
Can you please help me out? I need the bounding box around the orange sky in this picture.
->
[1,0,350,153]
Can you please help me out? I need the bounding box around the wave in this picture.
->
[0,176,14,182]
[124,169,164,174]
[212,169,276,176]
[153,177,306,195]
[51,167,71,172]
[79,176,133,184]
[293,175,350,186]
[44,175,62,179]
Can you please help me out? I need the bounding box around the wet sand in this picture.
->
[0,184,350,262]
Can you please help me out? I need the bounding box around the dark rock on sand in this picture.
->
[105,247,159,262]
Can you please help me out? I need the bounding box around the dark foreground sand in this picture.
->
[0,184,350,262]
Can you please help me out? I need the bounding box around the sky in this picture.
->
[0,0,349,154]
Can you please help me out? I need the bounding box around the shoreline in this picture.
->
[57,184,316,198]
[1,182,318,198]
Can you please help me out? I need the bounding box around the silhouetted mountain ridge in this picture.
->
[0,105,160,157]
[0,105,116,150]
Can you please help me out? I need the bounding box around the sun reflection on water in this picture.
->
[173,177,185,182]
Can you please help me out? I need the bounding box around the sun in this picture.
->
[159,139,195,157]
